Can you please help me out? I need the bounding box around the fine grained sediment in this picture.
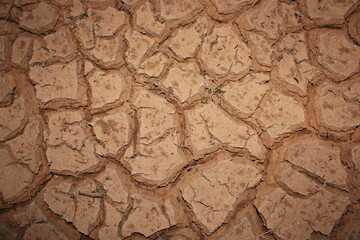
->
[0,0,360,239]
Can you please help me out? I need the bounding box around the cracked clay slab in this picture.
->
[285,136,348,186]
[138,52,168,77]
[258,90,305,140]
[199,25,252,77]
[255,187,349,240]
[162,61,207,103]
[315,30,360,81]
[44,110,99,174]
[135,1,165,36]
[91,109,131,155]
[303,0,357,25]
[121,193,177,237]
[29,61,80,104]
[222,72,270,117]
[159,0,202,21]
[43,177,102,235]
[185,102,266,159]
[240,0,301,40]
[315,79,360,131]
[88,69,128,110]
[181,156,262,233]
[0,96,27,141]
[19,2,59,34]
[211,0,256,14]
[123,89,188,184]
[166,16,211,59]
[0,71,16,104]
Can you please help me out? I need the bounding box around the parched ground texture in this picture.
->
[0,0,360,239]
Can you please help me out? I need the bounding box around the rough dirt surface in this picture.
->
[0,0,360,240]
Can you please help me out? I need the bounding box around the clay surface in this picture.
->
[0,0,360,240]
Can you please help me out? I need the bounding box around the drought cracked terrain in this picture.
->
[0,0,360,239]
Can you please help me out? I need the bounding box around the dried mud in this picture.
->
[0,0,360,239]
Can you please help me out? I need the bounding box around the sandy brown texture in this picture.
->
[0,0,360,239]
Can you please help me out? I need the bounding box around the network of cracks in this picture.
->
[0,0,360,239]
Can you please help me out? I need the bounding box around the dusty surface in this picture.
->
[0,0,360,239]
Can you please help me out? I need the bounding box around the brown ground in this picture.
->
[0,0,360,239]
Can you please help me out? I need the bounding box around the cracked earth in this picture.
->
[0,0,360,239]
